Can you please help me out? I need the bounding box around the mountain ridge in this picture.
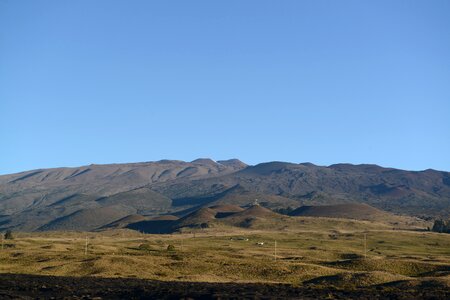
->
[0,158,449,231]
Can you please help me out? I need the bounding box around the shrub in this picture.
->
[4,230,13,240]
[432,219,450,233]
[275,206,294,215]
[167,244,176,251]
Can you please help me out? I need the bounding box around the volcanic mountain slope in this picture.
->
[153,162,450,217]
[0,159,245,215]
[171,184,298,209]
[39,205,136,231]
[0,159,246,231]
[0,159,449,231]
[96,187,172,215]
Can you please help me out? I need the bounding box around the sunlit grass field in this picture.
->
[1,217,449,288]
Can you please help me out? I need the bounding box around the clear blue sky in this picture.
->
[1,0,449,174]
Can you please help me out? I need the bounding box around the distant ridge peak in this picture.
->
[156,159,185,164]
[299,162,317,167]
[191,158,217,165]
[240,161,296,175]
[217,159,248,170]
[217,158,245,164]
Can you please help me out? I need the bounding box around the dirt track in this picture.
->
[0,273,449,299]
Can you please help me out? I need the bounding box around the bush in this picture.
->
[167,244,176,251]
[432,219,450,233]
[4,230,13,240]
[275,206,294,215]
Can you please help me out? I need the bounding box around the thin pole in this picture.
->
[85,236,88,256]
[1,233,3,250]
[274,241,277,261]
[364,233,367,259]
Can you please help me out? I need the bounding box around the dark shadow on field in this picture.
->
[126,220,176,234]
[0,273,448,299]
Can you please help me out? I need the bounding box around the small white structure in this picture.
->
[256,242,264,246]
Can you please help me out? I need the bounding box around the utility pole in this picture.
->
[274,240,277,261]
[85,236,88,256]
[364,233,367,259]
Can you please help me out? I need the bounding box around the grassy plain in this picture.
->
[0,217,449,290]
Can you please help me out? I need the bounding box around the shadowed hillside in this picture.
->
[100,214,150,229]
[38,205,136,231]
[209,204,244,218]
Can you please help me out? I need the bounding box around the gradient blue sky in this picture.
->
[1,0,449,174]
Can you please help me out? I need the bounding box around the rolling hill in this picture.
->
[122,203,426,234]
[123,204,283,233]
[291,203,396,220]
[289,203,424,225]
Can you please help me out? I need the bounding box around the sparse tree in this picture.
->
[4,230,13,240]
[432,219,450,233]
[275,206,294,215]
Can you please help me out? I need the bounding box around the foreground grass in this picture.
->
[0,221,449,288]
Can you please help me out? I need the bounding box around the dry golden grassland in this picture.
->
[0,217,449,289]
